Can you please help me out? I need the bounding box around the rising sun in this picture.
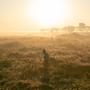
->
[27,0,71,27]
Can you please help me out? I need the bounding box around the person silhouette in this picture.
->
[43,49,49,62]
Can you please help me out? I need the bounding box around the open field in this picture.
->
[0,33,90,90]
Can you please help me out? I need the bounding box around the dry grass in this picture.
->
[0,33,90,90]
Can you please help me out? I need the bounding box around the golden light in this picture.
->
[27,0,71,27]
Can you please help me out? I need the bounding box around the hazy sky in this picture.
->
[0,0,90,33]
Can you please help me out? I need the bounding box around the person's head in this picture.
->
[43,49,46,53]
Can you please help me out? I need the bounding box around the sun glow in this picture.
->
[27,0,71,27]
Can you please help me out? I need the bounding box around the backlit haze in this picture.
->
[0,0,90,35]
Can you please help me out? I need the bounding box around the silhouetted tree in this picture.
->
[79,23,86,31]
[68,26,75,33]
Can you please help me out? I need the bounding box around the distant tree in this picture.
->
[79,23,86,31]
[67,26,75,33]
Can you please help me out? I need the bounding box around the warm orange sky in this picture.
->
[0,0,90,33]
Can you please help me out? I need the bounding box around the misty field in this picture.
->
[0,33,90,90]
